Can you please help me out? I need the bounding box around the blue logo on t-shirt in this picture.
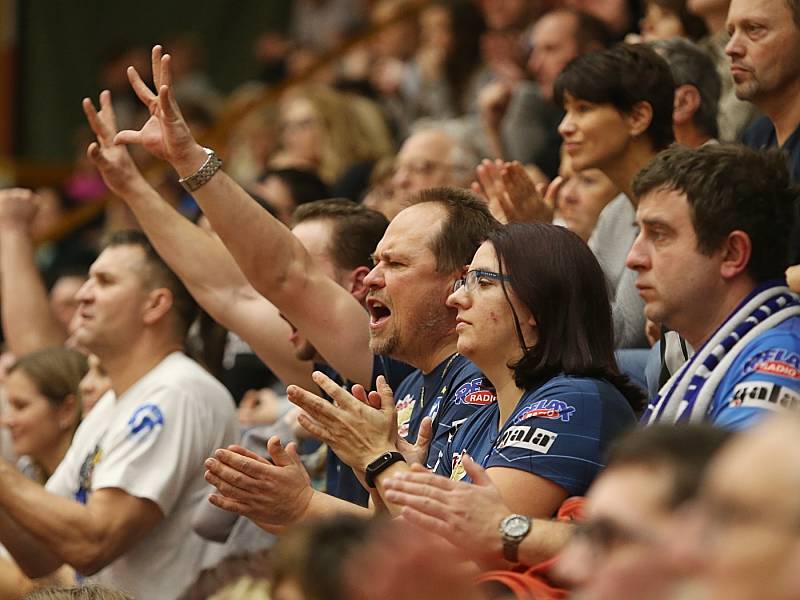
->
[127,404,165,441]
[514,399,576,423]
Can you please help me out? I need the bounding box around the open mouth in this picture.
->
[367,298,392,327]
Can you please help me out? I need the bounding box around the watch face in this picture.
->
[503,515,530,538]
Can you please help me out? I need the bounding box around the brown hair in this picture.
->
[9,348,88,409]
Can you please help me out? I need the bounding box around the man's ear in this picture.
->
[720,230,752,280]
[673,84,701,127]
[347,266,372,304]
[626,101,654,138]
[142,288,174,326]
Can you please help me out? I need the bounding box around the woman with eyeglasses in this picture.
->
[435,222,642,518]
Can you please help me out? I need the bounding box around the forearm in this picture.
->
[0,467,117,575]
[0,230,66,354]
[518,520,574,566]
[171,147,313,302]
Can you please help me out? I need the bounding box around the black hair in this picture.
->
[554,43,676,151]
[490,222,644,412]
[257,168,331,208]
[633,144,798,282]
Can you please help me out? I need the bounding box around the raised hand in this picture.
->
[472,159,562,225]
[204,436,314,531]
[0,188,39,233]
[115,45,207,174]
[287,372,398,473]
[83,90,147,198]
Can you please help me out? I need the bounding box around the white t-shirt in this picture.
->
[46,352,237,600]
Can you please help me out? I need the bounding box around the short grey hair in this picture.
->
[649,38,721,141]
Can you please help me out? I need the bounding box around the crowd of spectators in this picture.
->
[2,0,800,597]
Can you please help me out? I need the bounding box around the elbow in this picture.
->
[71,538,114,576]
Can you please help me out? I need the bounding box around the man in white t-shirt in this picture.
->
[0,230,237,600]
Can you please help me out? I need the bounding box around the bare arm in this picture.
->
[0,189,67,354]
[83,91,315,390]
[0,459,162,577]
[114,46,374,386]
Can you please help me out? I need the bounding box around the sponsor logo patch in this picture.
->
[514,399,576,423]
[454,378,497,406]
[742,349,800,380]
[730,381,800,411]
[127,404,164,441]
[496,426,557,454]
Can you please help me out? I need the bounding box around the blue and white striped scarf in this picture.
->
[643,283,800,425]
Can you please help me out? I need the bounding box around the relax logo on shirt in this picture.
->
[514,399,576,423]
[453,378,497,406]
[496,426,558,454]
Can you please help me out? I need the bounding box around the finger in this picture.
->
[98,89,119,133]
[208,493,250,515]
[287,383,340,423]
[351,384,369,405]
[86,141,102,165]
[382,478,452,503]
[376,375,396,411]
[126,66,156,107]
[266,436,293,467]
[462,453,492,486]
[160,52,172,88]
[366,390,382,410]
[296,411,333,444]
[151,45,163,89]
[383,488,449,517]
[470,180,483,199]
[310,371,359,410]
[81,98,105,140]
[543,175,564,208]
[391,468,458,491]
[285,441,304,465]
[204,466,252,497]
[226,444,272,465]
[159,83,185,122]
[212,448,272,483]
[113,129,143,146]
[397,506,453,540]
[414,416,433,454]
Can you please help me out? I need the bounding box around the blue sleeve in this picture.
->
[711,332,800,430]
[485,381,632,497]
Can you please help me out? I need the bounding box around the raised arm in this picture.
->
[114,46,374,386]
[83,91,314,390]
[0,189,68,355]
[0,459,162,578]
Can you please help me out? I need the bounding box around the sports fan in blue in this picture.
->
[438,223,640,512]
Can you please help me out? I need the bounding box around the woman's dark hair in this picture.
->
[9,348,89,409]
[554,43,675,152]
[257,168,331,208]
[490,223,643,411]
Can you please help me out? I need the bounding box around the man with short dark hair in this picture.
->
[628,144,800,427]
[0,229,238,600]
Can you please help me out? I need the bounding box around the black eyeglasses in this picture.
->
[452,269,511,294]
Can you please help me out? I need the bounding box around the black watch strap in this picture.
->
[364,451,406,488]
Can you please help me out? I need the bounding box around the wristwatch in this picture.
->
[364,451,406,488]
[499,514,531,563]
[178,147,223,192]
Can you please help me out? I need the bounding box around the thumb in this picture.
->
[267,436,293,467]
[377,375,396,411]
[544,176,564,208]
[285,441,303,466]
[415,416,433,453]
[462,453,492,486]
[114,130,141,146]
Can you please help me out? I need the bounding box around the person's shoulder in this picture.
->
[523,374,634,417]
[740,116,776,148]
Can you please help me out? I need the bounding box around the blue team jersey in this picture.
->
[438,374,636,497]
[708,317,800,430]
[392,354,497,470]
[319,355,415,506]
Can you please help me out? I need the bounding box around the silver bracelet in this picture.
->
[178,147,223,193]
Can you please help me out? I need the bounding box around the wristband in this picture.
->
[364,451,406,488]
